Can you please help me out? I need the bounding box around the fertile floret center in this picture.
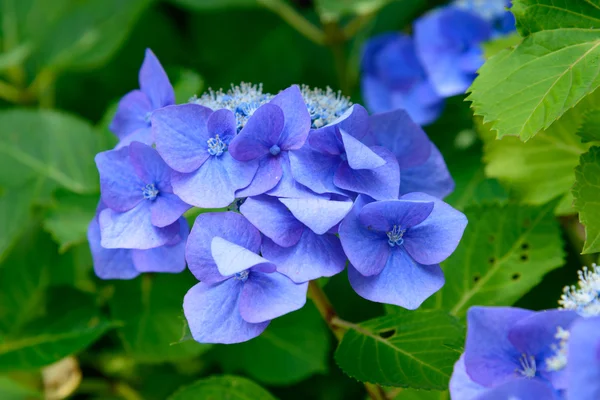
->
[387,225,406,247]
[142,183,159,200]
[516,354,536,379]
[207,135,227,156]
[269,145,281,156]
[234,270,249,282]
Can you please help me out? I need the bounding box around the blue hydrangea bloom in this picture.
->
[183,212,307,344]
[415,7,492,98]
[567,316,600,400]
[361,33,443,125]
[88,202,188,279]
[472,379,560,400]
[152,105,259,208]
[240,195,352,282]
[95,141,191,250]
[289,105,400,200]
[110,49,175,148]
[338,193,467,309]
[454,0,515,36]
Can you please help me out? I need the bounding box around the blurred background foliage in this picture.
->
[0,0,592,399]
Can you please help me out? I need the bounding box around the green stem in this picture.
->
[0,79,31,103]
[323,22,350,95]
[342,13,376,40]
[258,0,326,45]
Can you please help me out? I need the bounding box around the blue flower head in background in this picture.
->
[454,0,515,36]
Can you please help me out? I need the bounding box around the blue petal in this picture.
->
[95,146,145,212]
[110,90,152,139]
[358,199,434,232]
[339,129,386,170]
[139,48,175,109]
[211,236,274,277]
[129,141,171,190]
[400,143,455,198]
[150,192,191,228]
[449,355,488,400]
[131,217,189,273]
[266,152,324,198]
[235,155,282,197]
[88,215,139,280]
[567,316,600,400]
[269,85,311,150]
[230,103,283,161]
[279,197,353,235]
[288,145,347,196]
[474,379,559,400]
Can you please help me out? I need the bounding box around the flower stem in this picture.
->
[307,281,389,400]
[258,0,326,45]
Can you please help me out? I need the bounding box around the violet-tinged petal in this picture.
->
[402,192,467,265]
[139,48,175,109]
[229,103,284,161]
[99,205,180,250]
[88,217,139,280]
[186,212,261,284]
[449,355,488,400]
[240,195,304,247]
[358,199,434,233]
[153,104,214,173]
[474,379,559,400]
[235,155,282,198]
[279,197,353,235]
[115,126,153,150]
[334,146,400,200]
[110,90,152,139]
[289,146,347,196]
[129,141,170,189]
[95,147,145,212]
[262,230,347,283]
[316,104,371,141]
[267,152,329,199]
[239,271,308,323]
[309,128,343,155]
[339,129,386,170]
[211,237,275,277]
[172,152,258,208]
[269,85,310,150]
[348,250,444,309]
[184,280,269,344]
[207,108,237,141]
[339,195,389,276]
[567,316,600,400]
[131,217,188,273]
[367,109,431,169]
[464,306,535,387]
[150,192,191,228]
[400,143,455,199]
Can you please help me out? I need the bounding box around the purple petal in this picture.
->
[115,126,153,149]
[368,109,431,169]
[339,129,386,170]
[131,217,189,273]
[235,155,282,198]
[474,380,559,400]
[269,85,310,150]
[348,249,444,309]
[315,104,371,142]
[207,108,237,140]
[339,195,389,276]
[262,230,347,283]
[183,280,269,344]
[153,104,214,173]
[240,195,304,247]
[289,145,346,196]
[449,355,488,400]
[334,146,400,200]
[464,306,534,387]
[279,197,353,234]
[358,199,434,232]
[401,192,467,265]
[110,90,152,139]
[567,316,600,400]
[150,192,191,228]
[211,236,274,277]
[139,48,175,109]
[186,212,261,284]
[88,217,139,280]
[99,204,180,250]
[230,103,283,161]
[239,271,308,323]
[266,152,327,198]
[129,141,170,188]
[309,129,343,155]
[400,143,455,199]
[95,147,145,212]
[361,75,393,115]
[172,152,258,208]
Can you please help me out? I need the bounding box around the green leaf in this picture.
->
[315,0,395,22]
[512,0,600,35]
[573,146,600,253]
[170,0,257,10]
[214,303,330,385]
[468,28,600,141]
[108,272,210,363]
[169,375,277,400]
[482,32,521,58]
[425,203,564,318]
[0,376,41,400]
[334,310,463,389]
[578,109,600,143]
[0,109,106,194]
[479,99,591,214]
[394,389,448,400]
[172,68,204,104]
[0,288,112,371]
[0,185,38,263]
[43,191,97,253]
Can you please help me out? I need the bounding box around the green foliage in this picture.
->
[578,109,600,143]
[573,146,600,253]
[169,0,258,11]
[425,203,564,318]
[334,310,463,389]
[214,303,330,385]
[169,375,277,400]
[512,0,600,35]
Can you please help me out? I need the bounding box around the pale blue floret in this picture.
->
[234,270,249,281]
[559,263,600,317]
[142,183,159,200]
[207,135,227,156]
[386,225,406,247]
[300,85,353,129]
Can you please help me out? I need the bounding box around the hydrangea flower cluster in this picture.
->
[361,0,515,125]
[88,50,467,344]
[450,264,600,400]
